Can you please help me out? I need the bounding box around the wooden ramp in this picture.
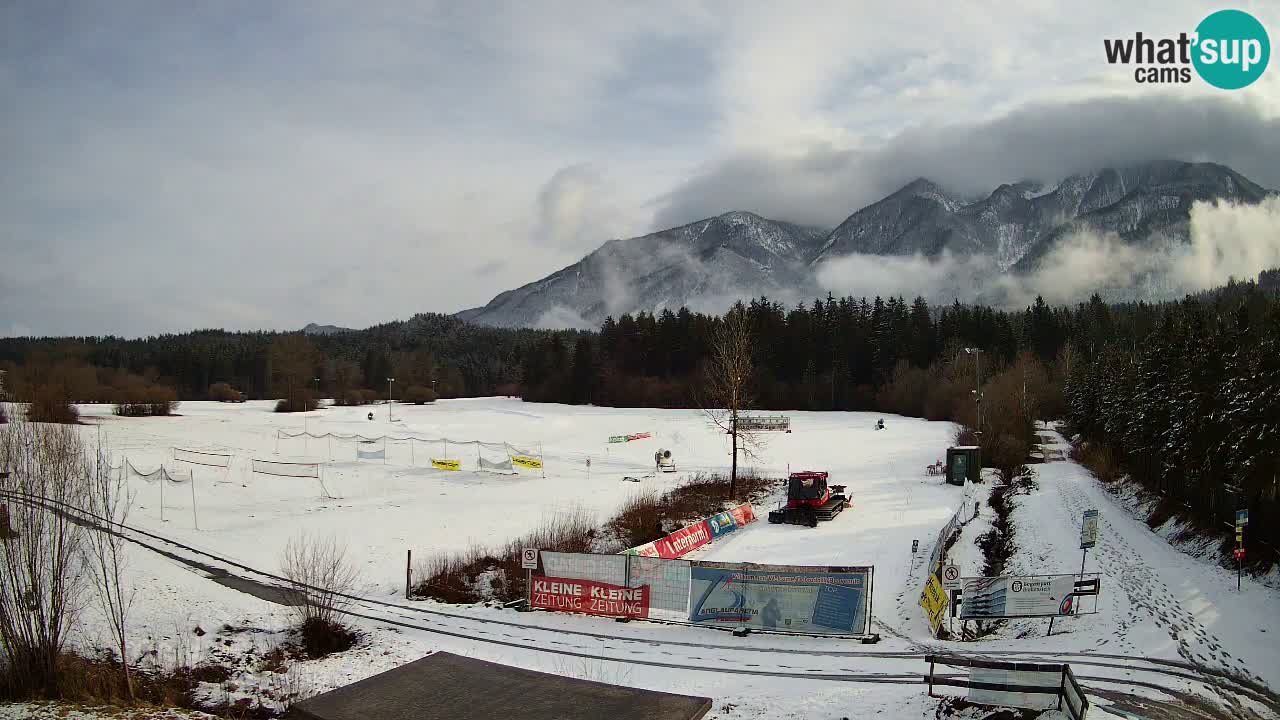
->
[289,652,713,720]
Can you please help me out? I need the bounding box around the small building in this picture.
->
[946,446,981,486]
[289,652,713,720]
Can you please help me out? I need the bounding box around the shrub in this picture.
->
[415,507,598,604]
[208,382,244,402]
[605,471,773,549]
[113,384,179,417]
[400,385,438,405]
[279,533,359,659]
[1070,440,1122,484]
[146,386,179,416]
[274,391,318,413]
[26,384,78,424]
[334,388,378,406]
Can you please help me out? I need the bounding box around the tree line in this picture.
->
[0,313,582,411]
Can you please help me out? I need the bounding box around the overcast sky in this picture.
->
[3,1,1279,337]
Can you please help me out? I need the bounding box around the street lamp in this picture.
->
[964,348,983,435]
[387,377,395,422]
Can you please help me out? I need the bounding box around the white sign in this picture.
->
[942,565,962,590]
[960,575,1078,619]
[1080,509,1099,549]
[521,548,539,570]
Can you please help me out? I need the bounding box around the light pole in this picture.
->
[964,348,983,436]
[387,377,395,422]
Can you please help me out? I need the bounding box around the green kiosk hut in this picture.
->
[945,446,981,486]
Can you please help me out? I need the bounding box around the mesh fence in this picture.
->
[251,458,321,478]
[628,556,690,619]
[173,447,232,468]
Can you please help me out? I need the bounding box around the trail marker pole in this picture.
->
[159,469,165,523]
[189,470,199,530]
[406,549,412,599]
[1235,509,1248,591]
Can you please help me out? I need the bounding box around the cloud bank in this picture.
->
[815,197,1280,309]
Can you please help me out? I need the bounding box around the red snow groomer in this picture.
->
[767,470,848,527]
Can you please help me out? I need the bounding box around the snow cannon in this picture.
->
[767,471,847,527]
[655,448,677,473]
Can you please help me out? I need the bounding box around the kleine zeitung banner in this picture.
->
[530,576,650,619]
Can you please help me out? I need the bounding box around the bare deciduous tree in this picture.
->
[0,421,91,696]
[84,440,136,698]
[279,532,358,629]
[699,304,764,499]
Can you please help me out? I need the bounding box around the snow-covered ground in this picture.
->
[11,400,1279,719]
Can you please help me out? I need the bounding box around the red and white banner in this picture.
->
[531,576,649,619]
[730,503,757,527]
[654,520,711,559]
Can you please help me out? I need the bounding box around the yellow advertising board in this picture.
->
[431,458,461,471]
[511,455,543,470]
[919,574,948,634]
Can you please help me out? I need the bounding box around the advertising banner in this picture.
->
[530,576,649,619]
[707,511,737,538]
[431,458,461,471]
[607,432,652,443]
[511,455,543,469]
[730,504,757,527]
[919,574,948,633]
[622,541,659,557]
[689,562,871,634]
[654,520,711,559]
[960,575,1078,619]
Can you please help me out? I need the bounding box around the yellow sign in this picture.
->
[511,455,543,470]
[919,574,948,634]
[431,458,461,471]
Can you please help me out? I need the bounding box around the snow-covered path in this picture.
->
[1028,429,1279,714]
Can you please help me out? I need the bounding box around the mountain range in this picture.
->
[457,160,1275,329]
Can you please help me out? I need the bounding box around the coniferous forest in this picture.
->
[1,275,1277,563]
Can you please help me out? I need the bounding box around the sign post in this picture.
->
[942,565,961,591]
[942,565,961,635]
[521,548,539,610]
[1079,509,1099,573]
[1235,509,1248,591]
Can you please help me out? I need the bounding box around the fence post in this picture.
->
[927,656,935,698]
[189,470,199,530]
[406,549,412,599]
[1058,666,1067,712]
[865,566,875,636]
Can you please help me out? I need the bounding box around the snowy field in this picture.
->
[18,399,1280,719]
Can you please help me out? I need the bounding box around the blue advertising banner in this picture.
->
[706,511,737,538]
[688,562,872,635]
